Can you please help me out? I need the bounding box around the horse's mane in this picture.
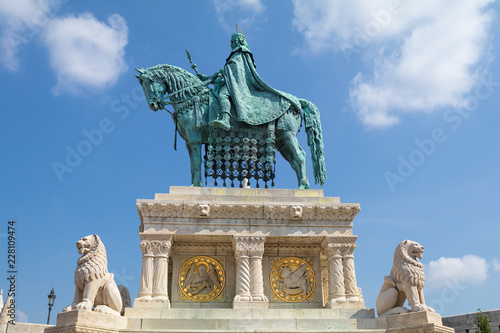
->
[145,64,208,101]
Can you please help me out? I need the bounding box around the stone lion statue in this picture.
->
[63,235,124,316]
[376,240,435,317]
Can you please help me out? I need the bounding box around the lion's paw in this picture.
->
[412,304,429,312]
[75,300,93,311]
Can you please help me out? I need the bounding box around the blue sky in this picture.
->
[1,0,499,324]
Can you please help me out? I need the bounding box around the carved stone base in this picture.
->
[123,308,386,332]
[44,310,127,333]
[325,298,365,309]
[233,300,269,309]
[136,187,365,311]
[385,311,454,333]
[133,297,171,308]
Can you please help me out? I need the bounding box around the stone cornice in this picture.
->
[136,201,360,221]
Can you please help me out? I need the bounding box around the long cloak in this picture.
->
[221,49,301,126]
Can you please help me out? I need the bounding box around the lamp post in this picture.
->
[47,288,56,325]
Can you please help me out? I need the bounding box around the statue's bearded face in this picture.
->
[231,34,245,49]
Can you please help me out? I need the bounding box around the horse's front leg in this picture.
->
[186,141,203,187]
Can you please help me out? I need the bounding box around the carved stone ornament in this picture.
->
[270,257,315,302]
[137,201,360,221]
[290,205,303,219]
[179,256,225,302]
[184,203,211,217]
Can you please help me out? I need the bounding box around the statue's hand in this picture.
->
[197,73,209,81]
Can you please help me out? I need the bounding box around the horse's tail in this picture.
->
[300,99,327,185]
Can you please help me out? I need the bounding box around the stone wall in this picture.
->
[0,322,51,333]
[443,309,500,333]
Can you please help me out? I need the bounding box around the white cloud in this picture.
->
[425,255,490,289]
[210,0,265,31]
[491,258,500,271]
[0,2,128,94]
[43,13,128,95]
[16,310,28,323]
[0,0,60,71]
[292,0,495,128]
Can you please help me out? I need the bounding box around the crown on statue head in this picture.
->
[232,25,245,42]
[231,33,245,43]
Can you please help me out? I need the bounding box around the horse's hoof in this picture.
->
[298,183,310,189]
[190,183,202,187]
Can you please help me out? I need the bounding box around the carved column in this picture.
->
[138,240,154,299]
[323,242,346,306]
[152,240,172,301]
[233,238,252,302]
[136,234,173,307]
[249,236,267,301]
[233,235,268,307]
[342,244,360,303]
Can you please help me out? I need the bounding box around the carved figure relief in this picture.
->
[270,257,315,302]
[179,256,225,302]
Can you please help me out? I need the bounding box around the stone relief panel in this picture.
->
[137,202,183,219]
[270,257,316,303]
[178,256,225,302]
[137,201,361,221]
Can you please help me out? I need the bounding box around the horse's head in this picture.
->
[136,68,166,112]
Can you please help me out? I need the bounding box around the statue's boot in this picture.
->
[209,112,231,131]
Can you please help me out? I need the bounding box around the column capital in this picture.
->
[341,243,357,257]
[233,235,266,257]
[139,240,154,257]
[151,240,172,257]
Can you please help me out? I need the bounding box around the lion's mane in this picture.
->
[389,240,425,288]
[75,235,108,288]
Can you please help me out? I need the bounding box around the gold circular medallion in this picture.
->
[179,256,225,302]
[270,257,315,302]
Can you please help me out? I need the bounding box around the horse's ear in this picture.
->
[135,75,141,80]
[135,68,144,74]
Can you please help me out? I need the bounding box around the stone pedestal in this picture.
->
[135,186,365,311]
[44,310,127,333]
[385,311,454,333]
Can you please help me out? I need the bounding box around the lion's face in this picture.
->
[291,206,303,219]
[76,235,97,256]
[75,234,107,283]
[406,241,424,261]
[198,204,210,217]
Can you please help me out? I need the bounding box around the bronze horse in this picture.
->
[136,64,326,188]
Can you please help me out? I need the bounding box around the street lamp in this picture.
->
[47,288,56,325]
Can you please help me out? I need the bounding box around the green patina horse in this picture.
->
[136,64,326,188]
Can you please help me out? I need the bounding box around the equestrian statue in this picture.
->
[136,31,326,189]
